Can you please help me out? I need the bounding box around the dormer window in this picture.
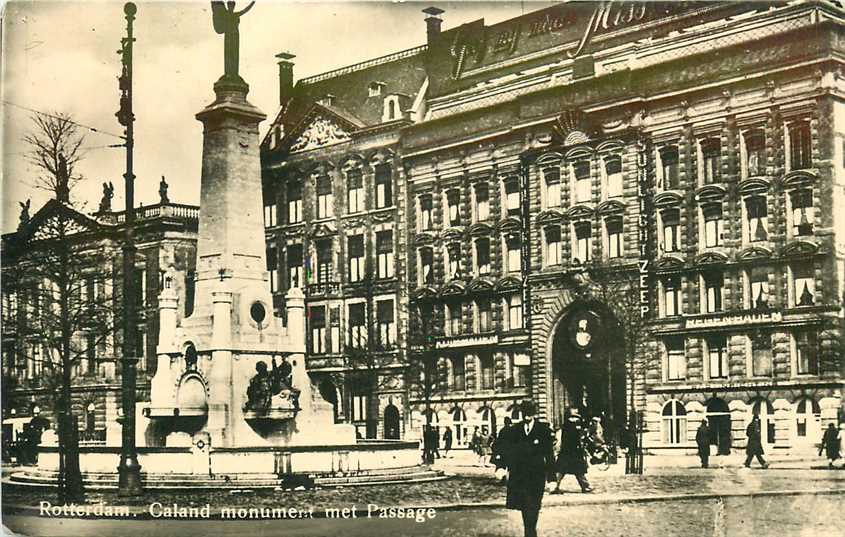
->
[368,81,385,97]
[318,94,335,107]
[383,95,401,122]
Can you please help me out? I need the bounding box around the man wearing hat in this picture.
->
[501,400,555,537]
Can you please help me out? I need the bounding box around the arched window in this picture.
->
[795,397,820,438]
[661,400,687,445]
[748,397,775,444]
[479,406,497,436]
[451,407,467,446]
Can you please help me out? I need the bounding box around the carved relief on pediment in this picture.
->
[290,116,352,152]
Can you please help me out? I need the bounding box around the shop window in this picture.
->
[661,400,687,445]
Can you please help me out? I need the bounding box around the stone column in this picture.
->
[208,290,233,447]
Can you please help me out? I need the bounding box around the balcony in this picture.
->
[434,332,498,350]
[305,281,341,297]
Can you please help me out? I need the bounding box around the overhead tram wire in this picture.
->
[1,99,127,141]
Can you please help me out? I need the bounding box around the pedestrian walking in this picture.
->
[553,408,592,493]
[696,419,711,468]
[819,423,841,468]
[431,426,441,459]
[470,427,485,466]
[502,401,555,537]
[481,430,494,466]
[492,417,513,482]
[744,415,769,468]
[442,427,453,458]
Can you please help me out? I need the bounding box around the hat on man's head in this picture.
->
[521,400,537,417]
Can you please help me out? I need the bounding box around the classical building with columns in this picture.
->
[262,1,845,452]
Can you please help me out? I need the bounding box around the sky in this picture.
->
[1,0,557,233]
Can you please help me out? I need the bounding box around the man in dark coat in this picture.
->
[696,419,711,468]
[820,423,841,468]
[502,401,555,537]
[552,409,592,493]
[744,415,769,468]
[442,427,453,458]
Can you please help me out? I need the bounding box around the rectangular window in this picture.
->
[475,183,490,221]
[419,248,434,285]
[264,200,277,228]
[310,306,326,354]
[348,302,367,348]
[479,353,494,391]
[266,246,278,293]
[660,146,680,190]
[701,139,721,184]
[544,168,561,208]
[707,336,729,379]
[316,240,333,284]
[451,356,466,391]
[504,178,520,216]
[475,238,490,275]
[666,337,686,381]
[574,222,592,263]
[376,299,394,349]
[347,169,364,213]
[744,129,766,177]
[506,235,521,273]
[446,244,461,279]
[287,244,303,288]
[748,267,770,310]
[329,306,340,354]
[419,195,433,231]
[347,235,364,283]
[795,330,819,375]
[791,189,814,236]
[545,227,562,266]
[374,164,392,209]
[751,333,773,377]
[448,302,462,336]
[703,203,724,248]
[605,156,623,198]
[316,176,334,219]
[606,217,623,259]
[661,209,680,253]
[507,293,523,330]
[287,181,302,223]
[703,273,724,313]
[476,299,492,332]
[745,196,768,242]
[574,160,591,203]
[352,393,368,422]
[789,121,812,170]
[663,278,681,317]
[446,189,461,226]
[512,354,529,388]
[86,333,97,374]
[793,262,815,307]
[132,269,146,308]
[376,230,394,279]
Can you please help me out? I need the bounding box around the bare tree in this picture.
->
[5,204,120,502]
[23,112,86,199]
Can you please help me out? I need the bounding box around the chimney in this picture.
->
[276,51,296,106]
[423,7,444,44]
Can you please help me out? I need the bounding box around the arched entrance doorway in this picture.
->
[383,404,400,439]
[551,302,626,435]
[706,397,732,455]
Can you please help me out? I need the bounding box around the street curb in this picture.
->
[3,487,843,520]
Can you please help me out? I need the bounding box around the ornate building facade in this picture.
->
[1,195,198,451]
[263,1,845,452]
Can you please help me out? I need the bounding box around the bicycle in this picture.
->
[586,441,611,471]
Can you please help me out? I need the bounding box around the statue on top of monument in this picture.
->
[18,199,31,229]
[159,176,170,204]
[211,1,255,82]
[99,181,114,213]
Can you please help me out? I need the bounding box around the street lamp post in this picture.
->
[116,1,143,497]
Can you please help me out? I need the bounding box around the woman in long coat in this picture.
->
[552,410,591,493]
[820,423,841,468]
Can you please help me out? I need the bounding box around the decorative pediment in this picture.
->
[596,200,626,216]
[536,152,563,166]
[440,227,464,242]
[654,255,686,272]
[654,191,684,208]
[309,222,337,238]
[467,277,495,293]
[498,218,523,234]
[536,209,565,226]
[290,114,353,153]
[783,170,818,189]
[566,205,595,221]
[695,184,728,202]
[738,177,771,196]
[414,232,436,246]
[412,287,438,300]
[440,280,466,297]
[552,109,598,147]
[738,246,774,262]
[371,210,393,223]
[495,276,522,293]
[17,199,107,246]
[694,251,728,266]
[468,222,493,237]
[781,240,820,258]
